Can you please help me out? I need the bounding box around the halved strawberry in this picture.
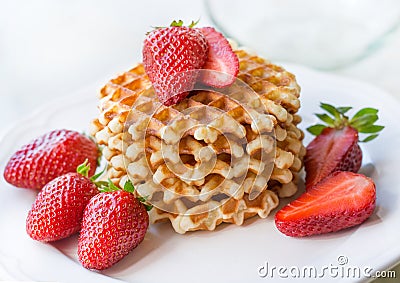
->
[305,103,384,188]
[305,126,361,188]
[275,171,376,237]
[199,27,239,88]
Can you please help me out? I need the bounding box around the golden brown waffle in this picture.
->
[89,48,305,234]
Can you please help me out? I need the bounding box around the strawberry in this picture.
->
[305,103,384,188]
[26,160,100,242]
[199,27,239,88]
[143,20,208,106]
[275,171,376,237]
[78,180,150,270]
[4,129,99,190]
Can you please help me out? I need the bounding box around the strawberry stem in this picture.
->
[90,165,107,182]
[170,20,184,27]
[307,102,384,142]
[96,179,153,211]
[124,180,153,211]
[76,159,90,177]
[152,19,200,31]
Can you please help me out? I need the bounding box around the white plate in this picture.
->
[1,65,400,283]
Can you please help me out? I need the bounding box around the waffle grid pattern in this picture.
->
[90,48,305,234]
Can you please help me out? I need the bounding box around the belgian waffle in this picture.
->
[90,47,305,234]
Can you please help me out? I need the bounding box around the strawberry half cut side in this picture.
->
[199,27,239,88]
[305,126,361,188]
[275,171,376,237]
[304,103,384,188]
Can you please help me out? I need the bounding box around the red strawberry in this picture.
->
[4,129,99,190]
[143,20,208,106]
[305,103,384,188]
[78,181,150,270]
[26,161,99,242]
[199,27,239,88]
[275,171,376,237]
[305,126,361,188]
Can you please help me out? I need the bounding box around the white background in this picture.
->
[1,1,400,282]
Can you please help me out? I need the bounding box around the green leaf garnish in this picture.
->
[123,180,136,193]
[90,165,107,182]
[76,159,90,177]
[357,125,385,134]
[143,203,153,211]
[108,179,120,191]
[350,108,378,121]
[307,102,384,142]
[361,134,379,142]
[170,20,184,27]
[98,179,120,192]
[306,124,327,136]
[350,114,378,129]
[336,106,352,114]
[315,113,335,126]
[188,19,200,28]
[152,19,200,31]
[320,102,340,119]
[124,180,153,211]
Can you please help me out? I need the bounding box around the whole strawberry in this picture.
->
[305,103,384,188]
[4,129,99,190]
[275,171,376,237]
[143,20,208,106]
[78,180,150,270]
[26,160,100,242]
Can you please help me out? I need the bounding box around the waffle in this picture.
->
[89,47,305,234]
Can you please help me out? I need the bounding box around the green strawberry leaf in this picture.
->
[170,20,184,27]
[137,192,153,211]
[188,19,200,28]
[315,113,335,126]
[308,103,383,142]
[98,179,120,192]
[336,106,352,114]
[350,108,378,122]
[357,125,385,134]
[307,124,327,136]
[108,179,120,191]
[137,195,153,211]
[320,103,340,119]
[123,180,136,193]
[350,114,378,129]
[90,165,107,182]
[361,134,379,142]
[143,203,153,211]
[77,159,90,178]
[122,180,153,210]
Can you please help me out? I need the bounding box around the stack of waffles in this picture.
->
[89,47,305,234]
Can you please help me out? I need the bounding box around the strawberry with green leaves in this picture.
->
[26,160,101,242]
[142,20,239,106]
[143,20,208,106]
[305,103,384,188]
[78,180,151,270]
